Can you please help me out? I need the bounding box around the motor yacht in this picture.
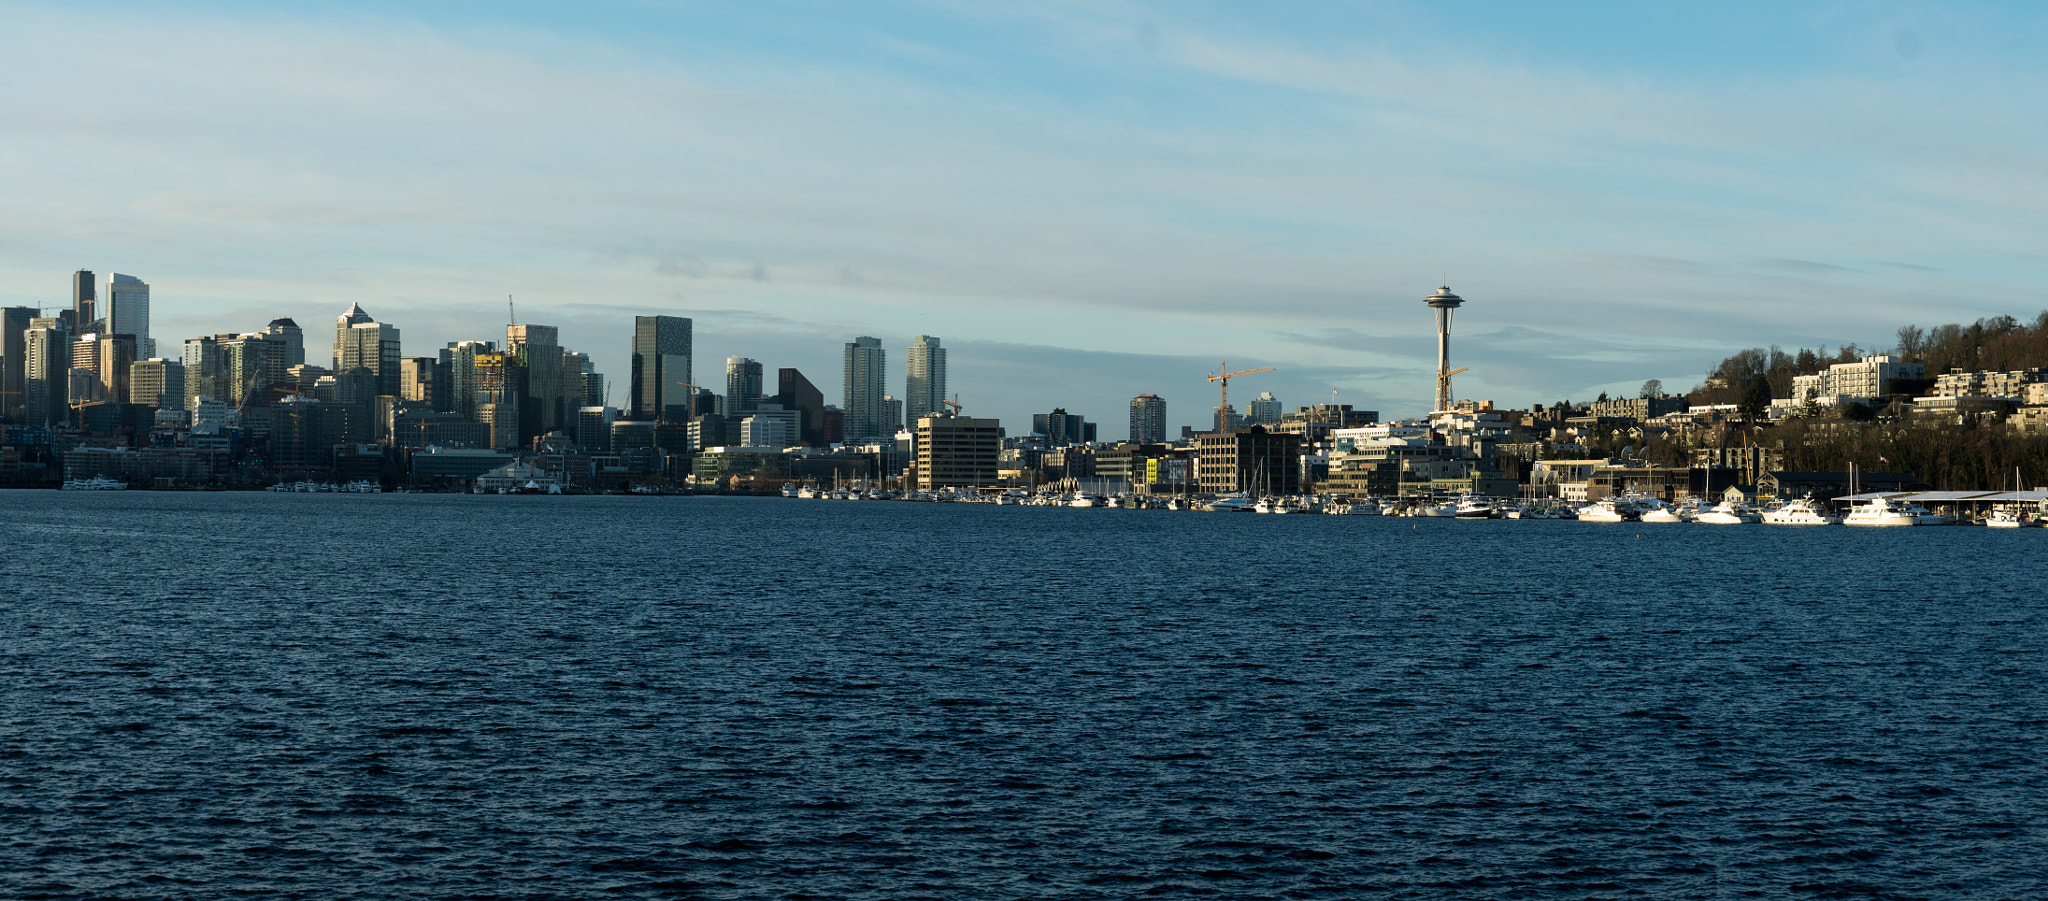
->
[1070,493,1102,508]
[1207,494,1258,513]
[1985,508,2030,528]
[1695,501,1762,524]
[1638,499,1687,523]
[1576,498,1633,522]
[1453,496,1496,519]
[1761,498,1839,525]
[1843,497,1930,527]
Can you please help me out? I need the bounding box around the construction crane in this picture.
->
[941,394,963,415]
[1207,362,1276,425]
[1437,366,1469,410]
[673,379,700,419]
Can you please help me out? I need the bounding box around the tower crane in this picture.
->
[1437,366,1468,411]
[1206,362,1275,427]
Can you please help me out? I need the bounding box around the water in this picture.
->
[3,493,2044,899]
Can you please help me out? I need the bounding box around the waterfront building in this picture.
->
[1129,394,1167,444]
[1195,425,1301,494]
[72,269,95,330]
[130,358,185,410]
[842,336,887,440]
[911,412,998,490]
[0,306,34,421]
[23,318,70,427]
[630,315,692,421]
[905,335,946,424]
[725,357,763,415]
[1032,408,1096,446]
[774,368,825,446]
[334,304,402,397]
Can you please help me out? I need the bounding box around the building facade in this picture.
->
[725,357,763,415]
[1195,426,1301,494]
[106,273,152,357]
[913,413,998,489]
[1129,394,1167,444]
[842,336,887,440]
[905,335,946,424]
[630,315,692,421]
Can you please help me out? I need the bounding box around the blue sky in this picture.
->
[3,1,2044,435]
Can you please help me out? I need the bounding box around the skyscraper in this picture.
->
[182,336,224,407]
[774,367,825,446]
[508,324,563,434]
[905,334,946,424]
[630,315,692,421]
[72,270,95,330]
[1,306,35,421]
[23,317,70,427]
[1129,394,1167,444]
[334,304,401,397]
[1032,408,1094,446]
[842,336,886,440]
[105,273,152,357]
[441,340,494,418]
[725,357,763,415]
[263,318,305,367]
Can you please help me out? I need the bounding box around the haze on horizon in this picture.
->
[3,0,2044,435]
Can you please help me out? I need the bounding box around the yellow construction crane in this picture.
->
[1207,362,1276,421]
[1437,366,1468,409]
[941,394,963,415]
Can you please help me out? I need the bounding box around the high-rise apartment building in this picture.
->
[105,273,152,357]
[130,358,185,410]
[182,336,224,407]
[441,340,494,419]
[334,304,401,397]
[725,357,763,415]
[23,318,70,426]
[842,336,887,440]
[1,306,34,421]
[1033,408,1095,446]
[1129,394,1167,444]
[883,396,903,434]
[905,335,946,424]
[630,315,692,421]
[1247,391,1282,425]
[72,270,95,330]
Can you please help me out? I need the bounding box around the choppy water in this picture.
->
[3,493,2044,899]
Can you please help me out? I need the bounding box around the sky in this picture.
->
[4,0,2046,437]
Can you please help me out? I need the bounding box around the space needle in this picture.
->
[1425,284,1466,413]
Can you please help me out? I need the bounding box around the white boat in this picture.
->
[1986,508,2029,528]
[1207,494,1258,513]
[797,486,818,499]
[1576,498,1632,522]
[1070,493,1102,508]
[62,476,129,491]
[1453,496,1495,519]
[1414,500,1458,518]
[781,483,799,498]
[1843,497,1929,527]
[1695,501,1762,524]
[1762,498,1839,525]
[1638,500,1686,523]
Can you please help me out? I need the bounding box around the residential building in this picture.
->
[883,395,903,434]
[842,336,887,440]
[1246,391,1282,424]
[911,413,998,489]
[1793,354,1926,404]
[1129,394,1167,444]
[575,406,617,452]
[905,335,946,424]
[725,357,763,415]
[630,314,692,421]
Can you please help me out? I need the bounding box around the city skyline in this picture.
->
[5,3,2048,431]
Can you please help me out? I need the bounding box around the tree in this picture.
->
[1596,391,1609,403]
[1640,379,1663,398]
[1738,377,1772,429]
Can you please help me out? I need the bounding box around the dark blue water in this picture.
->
[3,493,2044,899]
